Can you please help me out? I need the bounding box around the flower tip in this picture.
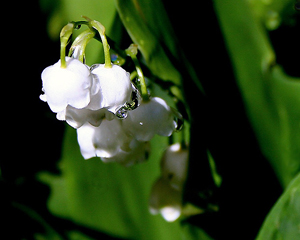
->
[160,206,181,222]
[169,143,181,152]
[39,94,47,102]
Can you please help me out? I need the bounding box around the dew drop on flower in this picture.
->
[117,84,141,116]
[116,107,128,119]
[126,84,142,111]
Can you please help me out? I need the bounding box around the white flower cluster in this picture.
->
[149,143,188,221]
[40,57,178,165]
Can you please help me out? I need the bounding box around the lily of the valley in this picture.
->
[40,57,93,113]
[89,64,133,113]
[122,97,177,141]
[149,143,189,222]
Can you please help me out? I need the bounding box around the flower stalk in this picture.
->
[84,17,112,68]
[68,29,96,62]
[60,23,75,68]
[126,44,149,101]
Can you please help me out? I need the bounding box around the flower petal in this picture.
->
[122,97,176,141]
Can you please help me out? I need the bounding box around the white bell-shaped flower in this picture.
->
[149,143,189,222]
[40,57,93,113]
[89,64,132,113]
[149,177,182,222]
[160,143,189,191]
[77,118,132,159]
[122,97,177,141]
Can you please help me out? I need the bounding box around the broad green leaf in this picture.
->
[114,0,181,85]
[214,0,300,188]
[256,172,300,239]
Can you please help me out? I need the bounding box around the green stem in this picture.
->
[133,56,149,101]
[59,23,75,68]
[68,29,96,62]
[126,44,149,101]
[85,17,112,68]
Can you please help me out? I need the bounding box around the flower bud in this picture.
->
[149,177,182,222]
[160,143,188,190]
[149,143,189,222]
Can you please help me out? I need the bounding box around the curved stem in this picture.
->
[68,29,96,62]
[60,23,75,68]
[126,44,149,101]
[85,17,112,68]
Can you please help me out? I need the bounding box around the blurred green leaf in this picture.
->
[214,0,300,188]
[256,172,300,239]
[181,223,214,240]
[39,126,184,240]
[249,0,294,30]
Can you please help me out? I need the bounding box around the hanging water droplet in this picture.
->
[171,107,184,131]
[130,83,142,109]
[120,84,142,112]
[174,117,184,131]
[116,107,128,119]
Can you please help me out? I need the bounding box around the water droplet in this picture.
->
[171,108,184,131]
[116,107,128,119]
[111,53,118,61]
[120,85,142,112]
[175,117,184,131]
[133,87,141,108]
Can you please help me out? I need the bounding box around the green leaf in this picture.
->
[114,0,181,85]
[256,172,300,239]
[249,0,294,30]
[39,125,184,240]
[214,0,300,188]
